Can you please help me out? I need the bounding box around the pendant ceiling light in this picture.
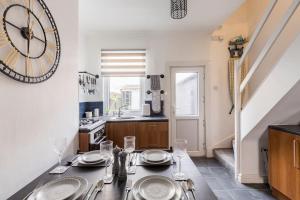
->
[171,0,187,19]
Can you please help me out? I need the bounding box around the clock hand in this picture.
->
[26,0,32,76]
[4,19,45,43]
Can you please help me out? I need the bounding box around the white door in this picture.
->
[170,67,205,156]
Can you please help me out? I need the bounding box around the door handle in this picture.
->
[293,139,300,169]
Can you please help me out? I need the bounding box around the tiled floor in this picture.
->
[191,157,275,200]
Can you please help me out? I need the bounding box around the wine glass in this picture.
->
[124,136,135,173]
[51,137,67,173]
[173,139,188,180]
[100,140,113,183]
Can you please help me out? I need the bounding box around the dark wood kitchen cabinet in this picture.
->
[136,122,168,149]
[106,122,136,148]
[269,127,300,200]
[105,121,169,149]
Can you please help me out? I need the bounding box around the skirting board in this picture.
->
[188,151,205,157]
[238,173,268,184]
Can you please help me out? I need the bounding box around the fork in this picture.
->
[124,179,132,200]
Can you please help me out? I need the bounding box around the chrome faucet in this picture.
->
[118,105,128,117]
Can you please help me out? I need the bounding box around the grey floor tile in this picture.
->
[209,167,232,179]
[205,177,224,190]
[214,190,234,200]
[197,167,214,177]
[190,157,275,200]
[228,190,258,200]
[248,189,276,200]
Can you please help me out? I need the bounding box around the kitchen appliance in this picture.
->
[79,120,106,152]
[85,112,93,119]
[142,104,151,116]
[94,108,99,117]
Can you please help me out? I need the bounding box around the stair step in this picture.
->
[213,148,235,173]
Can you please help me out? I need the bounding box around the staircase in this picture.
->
[213,148,235,173]
[234,0,300,183]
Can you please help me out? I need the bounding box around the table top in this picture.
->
[8,153,216,200]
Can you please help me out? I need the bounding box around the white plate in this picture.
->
[141,150,168,162]
[140,154,171,165]
[28,176,88,200]
[132,176,182,200]
[139,176,176,200]
[77,155,105,165]
[31,177,80,200]
[81,151,104,163]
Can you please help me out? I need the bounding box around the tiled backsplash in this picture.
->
[79,101,103,118]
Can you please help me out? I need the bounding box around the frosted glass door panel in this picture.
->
[175,73,199,116]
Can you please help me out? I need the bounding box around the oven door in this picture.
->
[89,124,106,151]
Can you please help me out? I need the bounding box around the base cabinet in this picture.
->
[269,128,300,200]
[106,121,169,149]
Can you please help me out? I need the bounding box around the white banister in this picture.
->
[240,0,300,93]
[234,60,241,179]
[234,0,278,180]
[237,0,278,71]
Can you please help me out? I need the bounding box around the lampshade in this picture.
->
[171,0,187,19]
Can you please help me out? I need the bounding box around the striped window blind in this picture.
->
[100,49,146,77]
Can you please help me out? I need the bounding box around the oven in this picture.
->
[79,123,106,152]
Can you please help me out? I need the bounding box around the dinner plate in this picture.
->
[138,176,176,200]
[30,177,80,200]
[141,150,168,162]
[28,176,88,200]
[140,154,171,165]
[132,175,182,200]
[77,155,105,165]
[81,151,104,163]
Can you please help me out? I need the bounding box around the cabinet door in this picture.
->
[269,129,298,199]
[106,122,135,148]
[136,122,168,149]
[295,135,300,200]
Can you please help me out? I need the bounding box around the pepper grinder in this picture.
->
[112,146,121,175]
[118,151,128,181]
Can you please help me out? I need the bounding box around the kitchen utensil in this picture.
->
[181,181,190,200]
[85,112,93,119]
[124,179,132,200]
[186,179,196,200]
[91,179,104,200]
[82,184,93,200]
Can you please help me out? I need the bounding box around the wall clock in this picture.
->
[0,0,60,83]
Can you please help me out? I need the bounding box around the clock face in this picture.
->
[0,0,60,83]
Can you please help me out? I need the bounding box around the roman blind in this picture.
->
[100,49,146,77]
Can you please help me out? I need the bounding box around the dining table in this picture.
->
[8,152,217,200]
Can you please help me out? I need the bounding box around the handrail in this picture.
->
[236,0,278,71]
[240,0,300,93]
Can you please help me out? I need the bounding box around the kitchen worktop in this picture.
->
[79,116,168,132]
[103,115,169,123]
[269,125,300,136]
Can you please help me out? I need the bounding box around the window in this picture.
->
[101,49,146,114]
[103,77,144,114]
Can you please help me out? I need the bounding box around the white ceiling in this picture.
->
[79,0,245,33]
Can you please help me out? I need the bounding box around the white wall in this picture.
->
[0,0,79,199]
